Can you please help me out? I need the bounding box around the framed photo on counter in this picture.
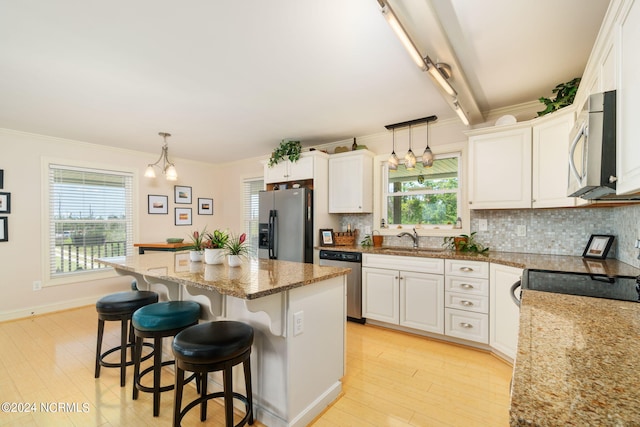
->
[320,229,334,246]
[582,234,614,259]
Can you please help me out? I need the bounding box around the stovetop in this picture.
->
[522,269,640,303]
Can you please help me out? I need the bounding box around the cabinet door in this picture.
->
[400,271,444,334]
[362,267,399,324]
[287,155,314,181]
[489,263,523,360]
[264,161,289,184]
[532,111,576,208]
[328,151,373,213]
[617,0,640,195]
[468,126,532,209]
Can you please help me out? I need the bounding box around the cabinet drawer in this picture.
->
[445,259,489,278]
[362,254,444,274]
[445,276,489,296]
[445,308,489,344]
[445,292,488,314]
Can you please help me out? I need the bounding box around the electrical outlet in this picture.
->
[33,281,42,291]
[517,225,527,237]
[478,219,488,231]
[635,239,640,249]
[293,311,304,336]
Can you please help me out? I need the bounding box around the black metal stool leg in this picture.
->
[120,317,128,386]
[94,319,104,378]
[173,366,185,427]
[200,372,208,421]
[244,358,254,425]
[132,335,143,400]
[224,367,233,427]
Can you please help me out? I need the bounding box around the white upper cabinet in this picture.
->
[617,0,640,195]
[328,150,374,213]
[263,153,314,184]
[467,124,532,209]
[532,109,576,208]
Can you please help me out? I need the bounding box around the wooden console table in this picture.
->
[134,242,193,254]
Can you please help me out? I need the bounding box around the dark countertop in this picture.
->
[318,245,640,276]
[98,252,350,300]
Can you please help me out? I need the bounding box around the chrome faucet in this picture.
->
[397,227,419,248]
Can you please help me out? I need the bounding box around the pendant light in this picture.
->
[388,128,399,170]
[144,132,178,181]
[422,121,434,168]
[404,125,416,170]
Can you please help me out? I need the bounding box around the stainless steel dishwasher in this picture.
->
[319,250,363,323]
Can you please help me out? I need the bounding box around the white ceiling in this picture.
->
[0,0,610,164]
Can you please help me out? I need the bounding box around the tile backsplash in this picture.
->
[338,204,640,267]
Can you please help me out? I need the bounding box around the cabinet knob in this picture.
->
[469,201,473,205]
[461,300,474,307]
[460,284,474,290]
[460,267,474,272]
[460,322,473,329]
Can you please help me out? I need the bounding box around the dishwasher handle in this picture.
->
[510,280,521,307]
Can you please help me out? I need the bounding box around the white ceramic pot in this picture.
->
[204,248,224,264]
[189,250,203,262]
[227,254,242,267]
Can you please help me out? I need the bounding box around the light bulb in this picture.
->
[144,165,156,178]
[165,165,178,181]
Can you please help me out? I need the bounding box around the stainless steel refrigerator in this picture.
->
[258,188,313,263]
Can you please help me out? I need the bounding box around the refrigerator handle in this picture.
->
[269,210,277,259]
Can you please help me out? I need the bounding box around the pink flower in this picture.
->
[239,233,246,244]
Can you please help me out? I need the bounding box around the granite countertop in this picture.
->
[320,245,640,276]
[510,290,640,426]
[98,252,349,300]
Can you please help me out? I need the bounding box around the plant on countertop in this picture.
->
[360,234,372,247]
[443,232,489,253]
[204,229,229,249]
[224,232,250,257]
[268,140,302,167]
[189,226,208,252]
[537,77,581,117]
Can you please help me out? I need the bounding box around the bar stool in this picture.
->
[132,301,201,416]
[172,321,254,427]
[95,290,159,386]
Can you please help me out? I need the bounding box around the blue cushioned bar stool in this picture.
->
[132,301,201,416]
[95,290,159,387]
[172,321,254,427]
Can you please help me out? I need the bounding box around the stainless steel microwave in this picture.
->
[567,90,619,199]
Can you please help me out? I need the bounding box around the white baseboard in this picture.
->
[0,296,98,322]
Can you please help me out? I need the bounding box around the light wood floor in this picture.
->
[0,306,512,426]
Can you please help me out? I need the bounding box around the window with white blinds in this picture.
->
[242,178,264,257]
[48,164,133,278]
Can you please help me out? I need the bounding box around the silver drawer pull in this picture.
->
[460,322,473,329]
[460,284,474,290]
[459,267,474,272]
[461,300,474,307]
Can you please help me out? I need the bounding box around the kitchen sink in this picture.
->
[377,246,446,254]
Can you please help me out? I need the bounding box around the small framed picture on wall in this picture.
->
[198,198,213,215]
[148,195,168,214]
[0,192,10,213]
[175,208,192,226]
[0,169,4,189]
[0,216,7,242]
[174,185,192,204]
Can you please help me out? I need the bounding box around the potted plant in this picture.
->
[537,77,581,117]
[268,140,302,167]
[188,227,207,262]
[203,229,229,264]
[224,232,249,267]
[443,232,489,253]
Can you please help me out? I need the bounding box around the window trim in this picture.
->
[373,142,470,237]
[41,157,139,287]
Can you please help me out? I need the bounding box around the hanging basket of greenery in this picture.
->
[268,140,302,167]
[537,77,581,117]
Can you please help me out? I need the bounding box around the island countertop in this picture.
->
[98,252,350,300]
[510,290,640,426]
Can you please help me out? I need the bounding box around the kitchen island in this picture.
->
[98,252,350,427]
[509,290,640,426]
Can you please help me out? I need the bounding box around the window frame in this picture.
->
[242,176,264,258]
[373,143,470,238]
[42,158,138,287]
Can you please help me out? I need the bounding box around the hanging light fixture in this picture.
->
[422,121,433,167]
[388,128,399,171]
[144,132,178,181]
[404,125,416,170]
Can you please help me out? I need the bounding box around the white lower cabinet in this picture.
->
[489,263,523,360]
[444,259,489,344]
[362,254,444,334]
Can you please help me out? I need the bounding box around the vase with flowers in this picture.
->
[203,229,229,264]
[224,232,249,267]
[188,227,207,262]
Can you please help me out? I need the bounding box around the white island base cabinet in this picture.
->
[489,263,523,361]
